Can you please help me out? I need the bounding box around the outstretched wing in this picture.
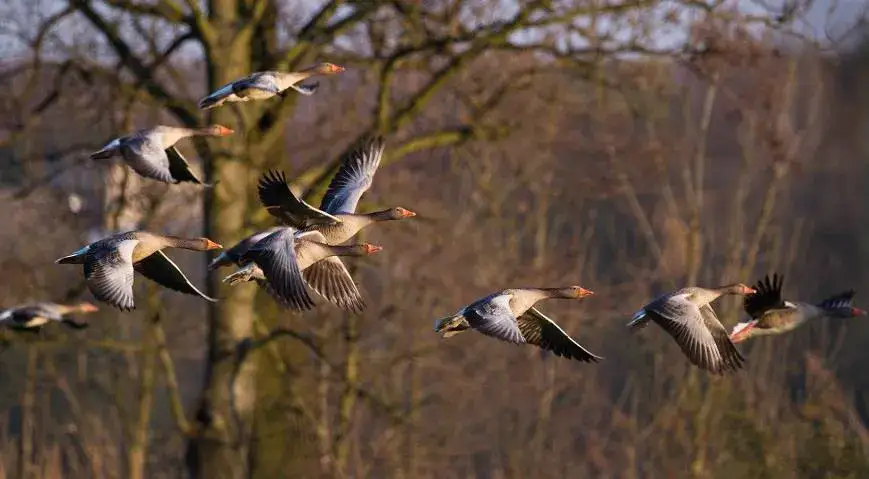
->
[134,251,217,302]
[465,293,525,344]
[647,295,742,374]
[319,136,384,214]
[85,240,138,311]
[517,307,602,362]
[302,256,365,313]
[698,304,744,373]
[166,146,209,185]
[258,170,340,228]
[120,138,175,184]
[744,273,786,319]
[246,228,316,311]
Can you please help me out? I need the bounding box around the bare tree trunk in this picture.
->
[685,75,718,286]
[317,351,333,477]
[188,1,258,476]
[334,314,359,477]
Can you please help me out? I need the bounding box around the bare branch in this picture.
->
[69,0,198,126]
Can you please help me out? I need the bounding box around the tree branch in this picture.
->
[232,328,411,427]
[103,0,188,24]
[154,320,195,436]
[69,0,198,126]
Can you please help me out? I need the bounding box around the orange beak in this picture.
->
[330,64,345,73]
[78,302,99,313]
[853,307,867,316]
[214,125,234,136]
[204,239,223,250]
[744,287,757,295]
[398,208,416,218]
[364,244,383,255]
[576,287,594,298]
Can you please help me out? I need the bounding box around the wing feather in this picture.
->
[134,251,216,302]
[744,273,786,319]
[699,304,745,372]
[465,293,525,344]
[646,296,743,374]
[258,170,340,227]
[245,228,315,311]
[302,257,365,313]
[166,146,208,185]
[319,136,384,214]
[120,138,175,183]
[517,307,602,362]
[85,240,138,311]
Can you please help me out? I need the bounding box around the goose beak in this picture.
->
[79,303,99,313]
[853,307,867,316]
[398,208,416,218]
[574,287,594,298]
[204,239,223,250]
[214,125,234,136]
[364,244,383,255]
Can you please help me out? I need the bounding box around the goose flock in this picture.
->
[2,62,865,377]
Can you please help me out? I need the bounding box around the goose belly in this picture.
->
[244,90,275,100]
[131,242,161,262]
[756,316,808,336]
[315,216,370,244]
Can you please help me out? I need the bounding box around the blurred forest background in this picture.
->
[1,0,869,478]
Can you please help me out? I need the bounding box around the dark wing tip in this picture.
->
[340,296,366,314]
[561,349,604,363]
[362,134,385,149]
[714,341,745,375]
[585,352,604,363]
[348,135,385,165]
[258,170,293,209]
[114,303,135,312]
[744,272,785,318]
[258,169,288,189]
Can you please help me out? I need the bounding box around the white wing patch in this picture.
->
[731,321,753,335]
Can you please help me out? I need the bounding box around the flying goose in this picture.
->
[222,228,381,313]
[628,283,755,374]
[90,125,233,185]
[198,63,345,110]
[0,302,98,331]
[56,231,222,311]
[255,136,415,245]
[434,287,602,362]
[730,273,866,343]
